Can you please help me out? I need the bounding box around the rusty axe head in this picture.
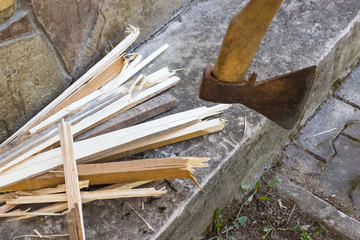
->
[199,0,316,129]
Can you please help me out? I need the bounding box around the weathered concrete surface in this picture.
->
[276,174,360,240]
[72,0,190,78]
[0,0,360,239]
[32,0,97,72]
[0,35,69,142]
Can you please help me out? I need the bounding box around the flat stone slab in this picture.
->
[343,120,360,140]
[335,63,360,108]
[318,135,360,202]
[298,97,360,161]
[0,0,360,239]
[275,174,360,240]
[281,144,322,176]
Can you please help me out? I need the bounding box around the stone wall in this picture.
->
[0,0,188,143]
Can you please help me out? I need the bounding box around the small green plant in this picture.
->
[213,208,224,235]
[227,216,247,231]
[290,224,302,231]
[244,178,281,202]
[300,231,312,240]
[262,225,274,239]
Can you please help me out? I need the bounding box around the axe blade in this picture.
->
[199,65,317,129]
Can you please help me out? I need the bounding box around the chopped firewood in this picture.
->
[7,188,167,205]
[0,25,140,149]
[59,120,85,240]
[0,106,228,190]
[1,157,208,192]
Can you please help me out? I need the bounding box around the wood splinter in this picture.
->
[59,119,85,240]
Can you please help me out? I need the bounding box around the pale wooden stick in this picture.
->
[0,204,16,214]
[31,180,89,196]
[45,56,125,121]
[59,120,85,240]
[7,188,167,205]
[0,211,61,217]
[126,202,156,233]
[102,44,169,92]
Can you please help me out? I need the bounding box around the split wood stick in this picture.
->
[29,57,126,134]
[0,204,16,214]
[101,44,169,92]
[7,188,167,205]
[0,212,61,217]
[0,118,225,190]
[75,93,177,141]
[28,54,149,135]
[0,77,180,174]
[59,120,85,240]
[1,157,208,192]
[87,118,226,163]
[8,181,152,221]
[0,76,181,173]
[0,181,89,200]
[47,57,125,120]
[0,26,139,149]
[31,180,89,196]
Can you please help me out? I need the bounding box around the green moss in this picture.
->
[350,63,356,70]
[296,113,305,129]
[352,137,360,144]
[316,141,325,149]
[332,78,344,92]
[348,175,360,194]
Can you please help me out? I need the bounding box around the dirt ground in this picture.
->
[203,176,342,240]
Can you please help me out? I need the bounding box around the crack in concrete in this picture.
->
[22,0,72,83]
[293,142,327,164]
[333,94,360,110]
[72,1,101,77]
[131,0,193,52]
[96,8,106,51]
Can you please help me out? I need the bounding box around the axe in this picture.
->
[199,0,316,129]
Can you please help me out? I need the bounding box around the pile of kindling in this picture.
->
[0,26,230,238]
